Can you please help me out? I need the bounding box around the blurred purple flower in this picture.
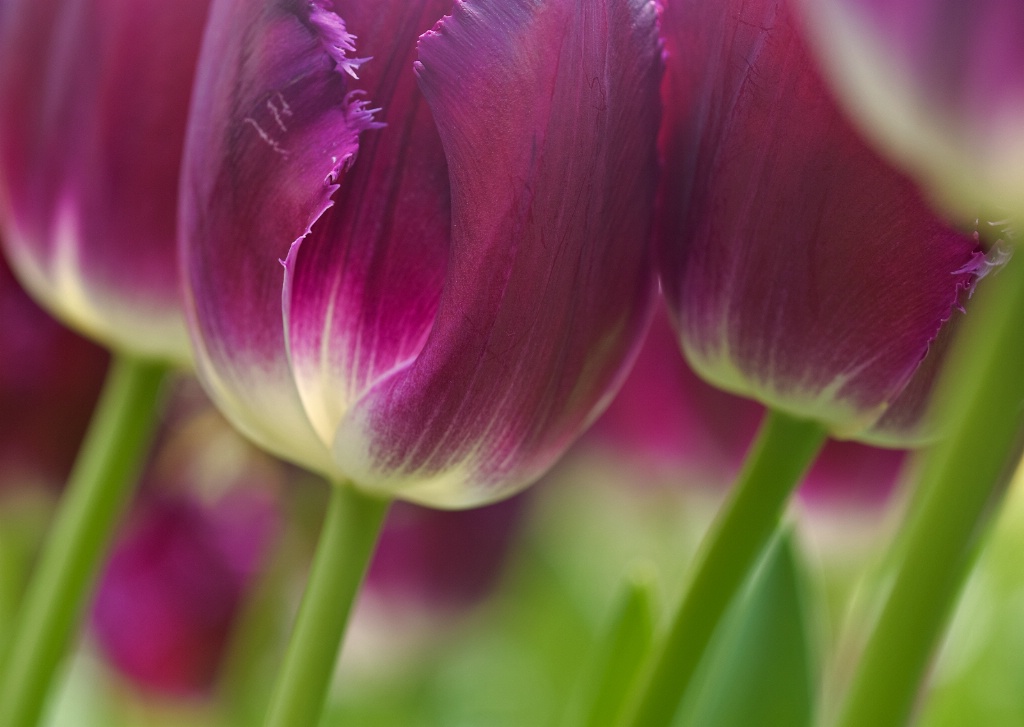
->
[92,490,276,696]
[365,495,527,611]
[657,0,989,446]
[588,304,763,478]
[179,0,661,506]
[0,0,210,361]
[0,250,108,489]
[795,0,1024,226]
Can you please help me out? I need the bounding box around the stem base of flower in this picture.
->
[623,409,826,727]
[263,482,389,727]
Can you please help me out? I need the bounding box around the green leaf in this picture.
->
[563,564,659,727]
[679,530,818,727]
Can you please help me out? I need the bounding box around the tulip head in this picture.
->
[180,0,661,506]
[794,0,1024,227]
[92,491,276,696]
[0,0,209,362]
[657,0,987,445]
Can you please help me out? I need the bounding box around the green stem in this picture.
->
[0,355,168,727]
[264,483,389,727]
[833,252,1024,727]
[623,410,826,727]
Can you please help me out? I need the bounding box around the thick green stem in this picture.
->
[0,355,168,727]
[263,483,389,727]
[623,410,826,727]
[834,252,1024,727]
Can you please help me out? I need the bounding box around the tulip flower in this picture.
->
[657,0,987,445]
[180,0,661,508]
[623,2,991,724]
[794,0,1024,227]
[0,252,108,490]
[0,0,209,362]
[181,0,660,722]
[0,1,210,722]
[93,491,276,696]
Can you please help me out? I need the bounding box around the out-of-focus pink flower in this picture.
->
[794,0,1024,226]
[179,0,661,507]
[587,305,763,479]
[92,490,277,696]
[657,0,989,446]
[365,495,527,611]
[0,250,107,489]
[0,0,210,361]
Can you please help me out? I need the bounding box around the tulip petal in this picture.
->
[332,0,661,506]
[796,0,1024,225]
[0,0,207,361]
[588,302,907,505]
[180,0,381,470]
[658,0,984,441]
[282,0,452,452]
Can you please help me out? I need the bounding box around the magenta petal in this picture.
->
[282,0,452,451]
[0,0,208,361]
[332,0,661,506]
[796,0,1024,224]
[658,0,984,441]
[92,493,272,696]
[180,0,381,470]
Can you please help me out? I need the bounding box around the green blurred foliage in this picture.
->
[677,531,818,727]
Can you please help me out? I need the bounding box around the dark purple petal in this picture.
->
[0,0,208,361]
[0,252,108,488]
[658,0,985,442]
[331,0,661,506]
[180,0,382,471]
[796,0,1024,224]
[282,0,452,453]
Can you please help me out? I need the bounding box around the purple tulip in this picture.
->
[794,0,1024,227]
[0,0,210,361]
[588,304,764,478]
[92,490,277,696]
[0,251,108,488]
[657,0,989,445]
[179,0,661,507]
